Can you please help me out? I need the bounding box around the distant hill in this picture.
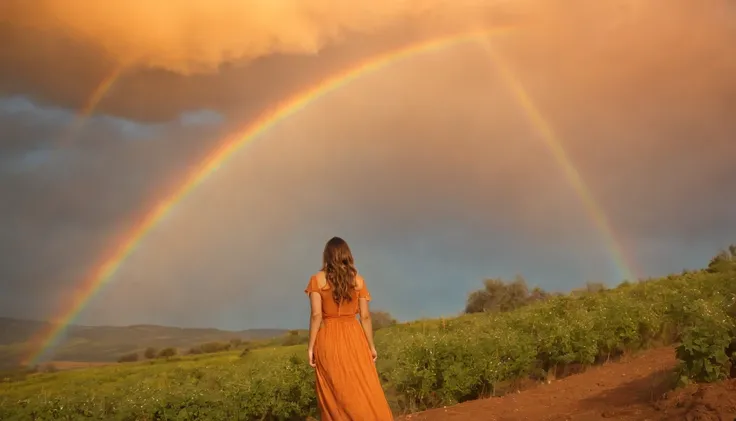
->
[0,317,287,368]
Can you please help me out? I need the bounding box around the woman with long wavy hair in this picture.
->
[304,236,393,420]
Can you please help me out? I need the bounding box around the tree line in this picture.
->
[463,276,608,314]
[464,244,736,315]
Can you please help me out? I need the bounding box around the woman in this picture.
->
[305,236,394,420]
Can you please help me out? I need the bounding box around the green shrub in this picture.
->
[143,347,157,359]
[675,293,736,384]
[158,347,177,358]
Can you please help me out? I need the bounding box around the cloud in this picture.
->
[0,1,735,330]
[179,110,224,127]
[1,0,732,122]
[0,0,519,74]
[0,96,229,320]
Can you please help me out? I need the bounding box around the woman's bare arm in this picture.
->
[307,292,323,362]
[358,298,375,351]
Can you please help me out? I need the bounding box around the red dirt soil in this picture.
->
[399,347,736,421]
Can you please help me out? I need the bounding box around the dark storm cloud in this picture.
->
[0,0,525,122]
[0,97,227,319]
[0,0,734,329]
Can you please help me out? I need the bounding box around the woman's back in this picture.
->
[306,271,370,319]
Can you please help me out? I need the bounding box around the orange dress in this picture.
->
[305,273,394,421]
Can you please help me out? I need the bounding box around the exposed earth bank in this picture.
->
[399,347,736,421]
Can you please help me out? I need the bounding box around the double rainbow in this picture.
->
[24,26,636,365]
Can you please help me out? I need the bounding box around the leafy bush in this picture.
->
[143,347,157,359]
[675,292,736,384]
[158,347,177,358]
[281,331,308,347]
[371,311,398,330]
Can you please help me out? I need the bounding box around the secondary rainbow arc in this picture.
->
[474,36,637,283]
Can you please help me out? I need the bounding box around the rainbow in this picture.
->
[24,25,634,365]
[79,67,122,118]
[474,36,637,282]
[57,67,123,148]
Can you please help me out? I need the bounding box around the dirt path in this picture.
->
[399,347,736,421]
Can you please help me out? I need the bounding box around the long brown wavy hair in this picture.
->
[321,237,358,304]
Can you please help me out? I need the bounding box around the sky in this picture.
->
[1,0,735,331]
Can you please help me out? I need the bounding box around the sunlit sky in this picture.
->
[1,0,734,330]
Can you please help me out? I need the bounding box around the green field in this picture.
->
[1,261,735,420]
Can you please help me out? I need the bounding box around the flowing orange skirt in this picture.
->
[313,316,394,420]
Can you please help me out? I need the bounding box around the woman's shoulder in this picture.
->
[354,273,366,290]
[311,271,328,289]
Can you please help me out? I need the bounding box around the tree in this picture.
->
[464,276,545,314]
[571,281,607,296]
[370,311,397,330]
[528,286,550,303]
[585,281,607,293]
[616,280,632,290]
[144,347,157,359]
[502,275,530,311]
[118,352,139,363]
[468,278,509,313]
[282,331,307,346]
[707,245,736,273]
[158,347,177,358]
[465,289,493,314]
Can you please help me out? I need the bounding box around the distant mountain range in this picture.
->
[0,317,288,368]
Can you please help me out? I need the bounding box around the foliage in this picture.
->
[570,281,608,296]
[675,293,736,384]
[143,347,157,359]
[465,275,547,313]
[0,260,734,419]
[707,244,736,274]
[371,311,397,330]
[281,330,308,347]
[158,347,177,358]
[0,365,38,383]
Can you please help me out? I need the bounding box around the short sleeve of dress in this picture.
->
[304,276,321,296]
[356,276,371,301]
